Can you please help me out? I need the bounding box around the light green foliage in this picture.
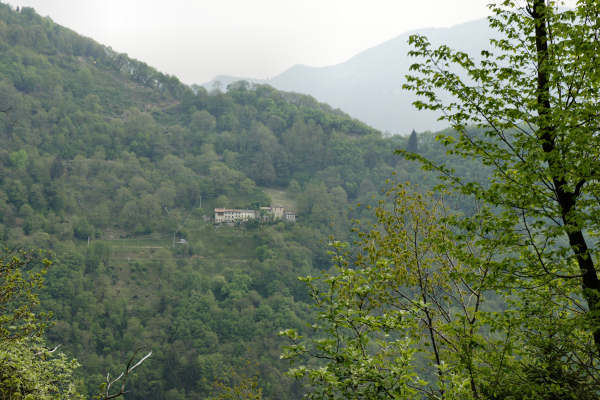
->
[400,0,600,397]
[0,251,48,342]
[284,182,600,398]
[0,251,83,399]
[9,149,27,169]
[210,364,263,400]
[282,185,495,399]
[0,338,82,400]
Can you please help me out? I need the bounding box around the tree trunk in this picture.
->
[531,0,600,356]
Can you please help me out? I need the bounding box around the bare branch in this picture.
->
[101,349,152,400]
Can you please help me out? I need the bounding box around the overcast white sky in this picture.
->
[3,1,562,85]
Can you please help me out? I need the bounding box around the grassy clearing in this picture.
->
[189,225,260,259]
[86,237,171,266]
[262,187,296,210]
[92,223,261,264]
[98,238,170,248]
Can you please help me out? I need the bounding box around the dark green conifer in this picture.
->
[406,129,418,153]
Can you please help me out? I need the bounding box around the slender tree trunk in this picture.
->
[531,0,600,356]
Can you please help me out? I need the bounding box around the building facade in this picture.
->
[214,208,258,224]
[215,206,296,224]
[284,211,296,222]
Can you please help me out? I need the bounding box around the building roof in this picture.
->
[214,208,255,213]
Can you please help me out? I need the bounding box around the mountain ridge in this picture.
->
[204,18,495,134]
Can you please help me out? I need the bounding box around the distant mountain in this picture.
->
[204,18,495,134]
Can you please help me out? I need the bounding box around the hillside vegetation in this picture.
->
[0,4,452,398]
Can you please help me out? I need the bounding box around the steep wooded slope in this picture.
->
[0,4,438,399]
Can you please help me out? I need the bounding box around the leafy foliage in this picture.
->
[284,1,600,399]
[282,185,491,399]
[0,251,82,399]
[0,250,49,342]
[284,181,600,399]
[404,0,600,370]
[0,337,82,400]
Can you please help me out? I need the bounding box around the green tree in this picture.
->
[406,129,418,153]
[210,363,263,400]
[191,109,216,133]
[9,149,28,170]
[0,337,82,399]
[283,183,599,399]
[2,253,61,337]
[0,251,83,399]
[284,1,600,398]
[400,0,600,394]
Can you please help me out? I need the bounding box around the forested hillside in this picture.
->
[204,18,495,134]
[0,4,450,398]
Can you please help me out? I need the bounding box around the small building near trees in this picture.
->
[214,208,258,224]
[214,206,296,224]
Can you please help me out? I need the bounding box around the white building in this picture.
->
[214,208,258,224]
[260,206,285,220]
[284,211,296,222]
[214,206,296,224]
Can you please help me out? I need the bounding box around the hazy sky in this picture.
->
[6,1,497,84]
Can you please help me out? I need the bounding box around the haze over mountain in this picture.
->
[205,18,495,134]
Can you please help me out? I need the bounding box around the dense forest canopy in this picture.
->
[0,3,456,398]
